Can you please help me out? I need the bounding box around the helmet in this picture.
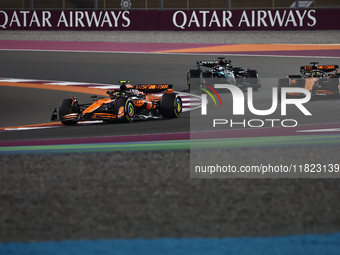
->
[312,71,321,77]
[218,59,232,66]
[218,60,226,66]
[214,65,225,72]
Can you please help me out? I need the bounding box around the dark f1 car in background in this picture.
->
[278,62,340,100]
[51,81,182,126]
[187,57,261,91]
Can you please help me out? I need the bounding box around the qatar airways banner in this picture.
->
[0,9,339,31]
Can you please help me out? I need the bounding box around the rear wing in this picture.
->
[197,59,232,68]
[197,60,219,67]
[300,64,339,73]
[135,84,173,93]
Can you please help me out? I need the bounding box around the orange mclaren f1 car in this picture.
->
[278,62,340,100]
[51,81,182,125]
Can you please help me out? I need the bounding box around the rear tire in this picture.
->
[278,78,289,102]
[58,98,78,126]
[113,97,135,123]
[187,69,201,89]
[160,93,182,118]
[247,70,261,91]
[201,72,211,87]
[329,75,340,97]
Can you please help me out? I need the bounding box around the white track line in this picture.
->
[297,128,340,133]
[0,48,339,58]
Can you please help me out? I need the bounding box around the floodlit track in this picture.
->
[1,34,340,254]
[0,50,340,143]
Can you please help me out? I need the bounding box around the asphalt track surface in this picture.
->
[1,51,340,140]
[1,38,340,251]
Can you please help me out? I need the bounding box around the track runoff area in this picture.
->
[1,41,340,254]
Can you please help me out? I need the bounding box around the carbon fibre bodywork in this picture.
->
[51,82,182,125]
[187,57,261,91]
[278,62,340,100]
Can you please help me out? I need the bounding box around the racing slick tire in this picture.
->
[58,98,79,126]
[201,72,211,87]
[202,72,211,78]
[310,88,317,100]
[277,78,289,102]
[329,75,340,98]
[113,97,135,123]
[247,70,261,91]
[187,69,201,89]
[160,93,182,119]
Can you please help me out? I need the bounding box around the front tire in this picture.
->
[113,97,135,123]
[160,93,182,119]
[58,98,78,126]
